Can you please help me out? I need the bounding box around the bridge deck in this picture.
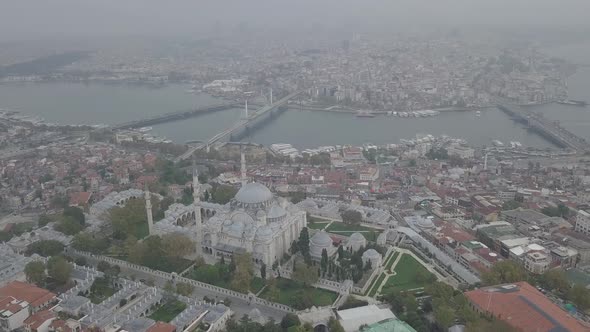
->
[111,103,238,130]
[498,104,589,152]
[175,90,303,162]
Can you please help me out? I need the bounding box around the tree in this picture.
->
[97,261,111,272]
[266,277,281,302]
[541,204,571,218]
[164,280,175,293]
[341,210,362,225]
[26,240,64,257]
[434,305,455,329]
[54,216,83,235]
[72,233,109,254]
[298,228,311,263]
[230,253,253,293]
[176,282,194,296]
[260,263,267,280]
[280,313,301,329]
[25,261,46,285]
[569,284,590,310]
[63,206,85,225]
[540,269,570,294]
[320,249,328,275]
[162,233,194,258]
[502,200,522,211]
[292,262,319,286]
[75,257,87,266]
[426,147,449,160]
[466,319,519,332]
[482,260,527,285]
[47,256,72,284]
[211,185,238,204]
[327,317,345,332]
[290,240,299,254]
[38,214,52,227]
[108,198,149,239]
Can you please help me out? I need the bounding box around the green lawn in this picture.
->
[367,273,386,297]
[133,222,150,240]
[259,278,338,310]
[385,251,401,270]
[325,222,383,242]
[189,264,266,294]
[308,221,330,230]
[382,254,435,293]
[251,277,266,293]
[149,300,187,322]
[308,217,331,230]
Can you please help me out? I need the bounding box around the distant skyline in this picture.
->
[2,0,590,42]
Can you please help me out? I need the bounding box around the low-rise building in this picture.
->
[466,282,589,332]
[23,310,56,332]
[359,167,379,182]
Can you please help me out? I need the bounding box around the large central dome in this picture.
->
[234,182,273,205]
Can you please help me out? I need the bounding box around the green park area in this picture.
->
[259,278,338,310]
[382,254,435,293]
[325,222,383,242]
[367,273,386,297]
[149,300,187,322]
[385,251,401,271]
[189,263,266,294]
[307,217,331,230]
[87,277,117,304]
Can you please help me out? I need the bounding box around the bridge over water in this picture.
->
[111,103,239,130]
[175,90,304,162]
[497,103,589,152]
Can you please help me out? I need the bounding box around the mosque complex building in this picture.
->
[149,152,307,267]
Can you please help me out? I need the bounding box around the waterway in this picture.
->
[527,42,590,140]
[1,41,590,149]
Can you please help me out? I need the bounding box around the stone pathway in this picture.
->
[375,250,403,294]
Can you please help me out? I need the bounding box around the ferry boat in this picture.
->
[356,110,376,118]
[557,100,587,107]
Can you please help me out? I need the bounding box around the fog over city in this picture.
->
[2,0,590,41]
[4,1,590,332]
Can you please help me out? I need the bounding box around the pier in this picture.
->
[111,103,238,130]
[175,90,303,162]
[497,103,589,152]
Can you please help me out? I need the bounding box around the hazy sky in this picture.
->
[2,0,590,41]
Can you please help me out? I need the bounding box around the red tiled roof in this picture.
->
[69,191,92,206]
[0,296,26,314]
[466,282,589,332]
[0,281,56,308]
[24,310,56,329]
[147,321,176,332]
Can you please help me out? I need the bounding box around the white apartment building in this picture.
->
[575,210,590,235]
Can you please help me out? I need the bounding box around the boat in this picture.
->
[492,140,504,147]
[557,100,587,107]
[356,110,376,118]
[475,110,481,117]
[138,126,153,132]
